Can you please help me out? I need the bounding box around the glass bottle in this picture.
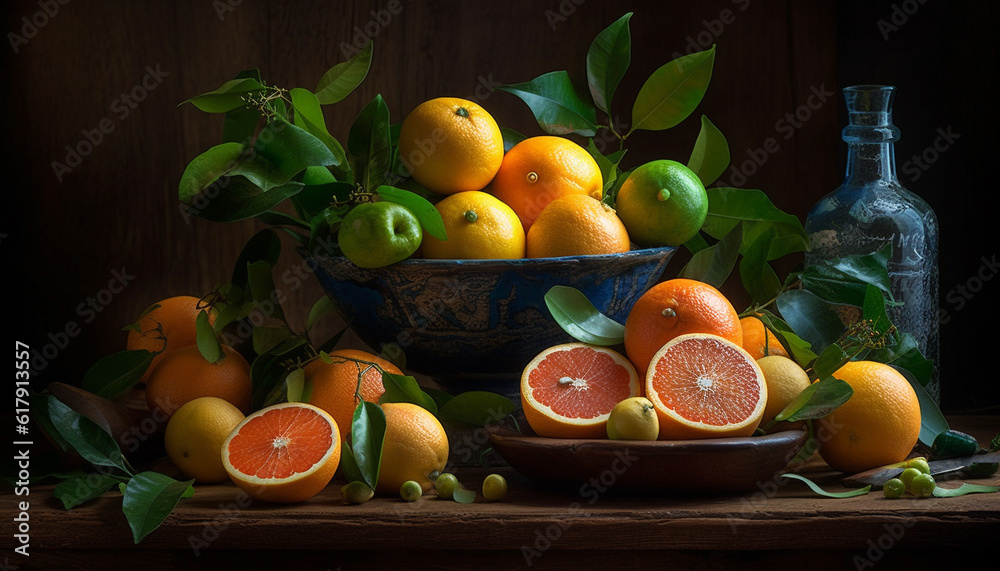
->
[805,85,940,403]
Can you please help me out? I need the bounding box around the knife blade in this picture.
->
[841,451,1000,488]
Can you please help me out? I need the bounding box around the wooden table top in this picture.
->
[4,416,999,570]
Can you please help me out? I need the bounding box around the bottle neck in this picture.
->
[843,142,898,187]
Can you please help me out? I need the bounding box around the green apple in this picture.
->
[338,201,422,268]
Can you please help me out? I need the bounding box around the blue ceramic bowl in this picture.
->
[306,247,676,396]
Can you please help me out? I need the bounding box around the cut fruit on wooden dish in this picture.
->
[520,343,640,438]
[222,402,341,503]
[645,333,767,440]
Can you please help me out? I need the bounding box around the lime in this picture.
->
[338,201,422,268]
[340,481,374,505]
[434,472,459,500]
[910,473,936,498]
[899,467,922,490]
[614,160,708,247]
[400,480,423,502]
[883,478,906,499]
[606,397,659,441]
[482,474,508,502]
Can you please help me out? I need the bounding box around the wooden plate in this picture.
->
[488,428,810,494]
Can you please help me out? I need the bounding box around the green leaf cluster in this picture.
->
[498,13,724,205]
[44,396,194,543]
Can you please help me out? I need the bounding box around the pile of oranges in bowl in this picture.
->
[336,96,709,269]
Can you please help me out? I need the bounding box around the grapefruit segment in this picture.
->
[520,343,640,438]
[645,333,767,440]
[222,402,341,503]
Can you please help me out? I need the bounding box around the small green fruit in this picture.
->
[434,473,460,500]
[899,467,922,491]
[338,201,422,268]
[910,473,936,498]
[883,478,906,499]
[482,473,508,502]
[400,480,423,502]
[340,481,374,505]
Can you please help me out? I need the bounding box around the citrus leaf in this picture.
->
[250,352,292,411]
[182,77,267,113]
[775,289,845,356]
[348,94,392,192]
[47,396,132,475]
[182,176,304,223]
[543,285,624,346]
[739,227,782,305]
[340,443,366,485]
[376,185,447,241]
[897,367,949,447]
[379,372,438,415]
[499,70,599,136]
[586,12,632,114]
[351,401,386,490]
[290,87,348,167]
[252,325,292,356]
[307,295,336,332]
[230,229,281,298]
[799,243,895,306]
[687,115,730,186]
[755,311,818,366]
[701,188,808,254]
[178,142,245,204]
[775,375,853,423]
[629,45,715,133]
[811,343,849,380]
[234,117,339,191]
[437,391,515,427]
[82,349,157,400]
[932,483,1000,498]
[501,127,527,153]
[220,69,265,144]
[53,473,122,509]
[315,42,373,105]
[284,368,308,403]
[677,222,741,288]
[195,310,222,364]
[246,260,285,322]
[121,472,195,544]
[780,473,871,498]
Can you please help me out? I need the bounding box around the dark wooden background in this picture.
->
[3,0,998,412]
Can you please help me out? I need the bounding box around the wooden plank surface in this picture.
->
[3,416,998,568]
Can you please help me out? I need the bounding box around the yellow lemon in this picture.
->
[165,396,245,483]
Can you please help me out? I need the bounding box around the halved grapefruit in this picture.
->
[645,333,767,440]
[520,343,640,438]
[222,402,341,503]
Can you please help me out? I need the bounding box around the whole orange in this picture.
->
[304,349,403,443]
[376,402,449,493]
[623,278,742,377]
[817,361,921,473]
[144,344,251,418]
[490,136,602,231]
[421,191,525,260]
[126,295,210,383]
[526,194,630,258]
[739,315,789,360]
[398,97,504,195]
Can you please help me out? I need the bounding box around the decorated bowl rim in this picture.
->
[302,245,676,268]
